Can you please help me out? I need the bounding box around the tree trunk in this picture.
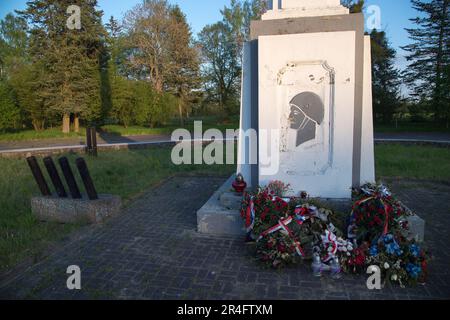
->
[178,100,184,127]
[62,114,70,133]
[32,119,44,131]
[74,114,80,133]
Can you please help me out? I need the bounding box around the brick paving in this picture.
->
[0,176,449,300]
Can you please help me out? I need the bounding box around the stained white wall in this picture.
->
[237,42,254,186]
[360,35,376,185]
[263,0,349,19]
[258,31,357,199]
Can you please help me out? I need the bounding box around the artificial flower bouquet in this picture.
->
[240,181,430,286]
[240,182,350,269]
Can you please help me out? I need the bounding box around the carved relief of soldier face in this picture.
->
[288,92,324,147]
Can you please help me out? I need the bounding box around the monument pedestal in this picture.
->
[31,194,122,224]
[197,176,246,236]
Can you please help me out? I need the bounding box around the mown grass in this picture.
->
[0,144,448,272]
[374,122,450,133]
[0,115,241,142]
[375,144,450,181]
[0,147,235,272]
[0,128,85,142]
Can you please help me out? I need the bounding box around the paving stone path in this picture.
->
[0,176,449,300]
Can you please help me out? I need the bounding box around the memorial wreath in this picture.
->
[240,181,430,287]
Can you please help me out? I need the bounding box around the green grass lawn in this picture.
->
[375,144,450,181]
[0,115,241,142]
[0,144,448,272]
[0,147,235,272]
[0,128,85,142]
[374,122,450,133]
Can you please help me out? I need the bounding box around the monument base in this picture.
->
[31,194,122,224]
[197,176,426,242]
[197,176,246,236]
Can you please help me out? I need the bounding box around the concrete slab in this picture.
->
[197,175,246,236]
[31,194,122,224]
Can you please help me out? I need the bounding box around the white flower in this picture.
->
[384,262,390,269]
[391,274,398,281]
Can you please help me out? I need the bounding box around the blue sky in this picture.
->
[1,0,418,70]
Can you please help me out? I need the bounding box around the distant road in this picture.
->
[0,132,449,156]
[374,132,450,143]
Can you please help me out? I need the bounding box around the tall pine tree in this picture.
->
[370,30,402,123]
[19,0,107,133]
[402,0,450,123]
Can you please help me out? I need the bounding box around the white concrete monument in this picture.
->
[197,0,376,236]
[238,0,375,199]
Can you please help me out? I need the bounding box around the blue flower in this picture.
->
[406,263,422,279]
[385,241,400,255]
[369,245,378,256]
[410,244,421,257]
[383,234,394,244]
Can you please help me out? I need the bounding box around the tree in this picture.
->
[221,0,267,59]
[105,16,126,75]
[0,13,29,129]
[124,0,198,126]
[124,0,174,91]
[0,80,21,130]
[402,0,450,123]
[166,5,200,126]
[198,22,241,115]
[9,62,47,130]
[133,81,177,127]
[19,0,107,133]
[198,0,266,115]
[370,30,402,123]
[0,13,29,78]
[109,77,135,127]
[341,0,365,13]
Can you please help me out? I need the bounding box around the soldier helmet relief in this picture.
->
[289,92,324,147]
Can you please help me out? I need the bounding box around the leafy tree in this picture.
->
[221,0,267,57]
[341,0,365,13]
[0,80,21,130]
[19,0,107,133]
[9,62,47,130]
[198,0,266,116]
[133,81,177,127]
[110,77,135,127]
[0,13,29,77]
[124,0,198,126]
[198,22,241,115]
[402,0,450,123]
[165,5,200,126]
[124,0,174,91]
[370,30,402,123]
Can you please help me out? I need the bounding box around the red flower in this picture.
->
[355,255,365,266]
[374,216,382,225]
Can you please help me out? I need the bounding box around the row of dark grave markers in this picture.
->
[26,156,98,200]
